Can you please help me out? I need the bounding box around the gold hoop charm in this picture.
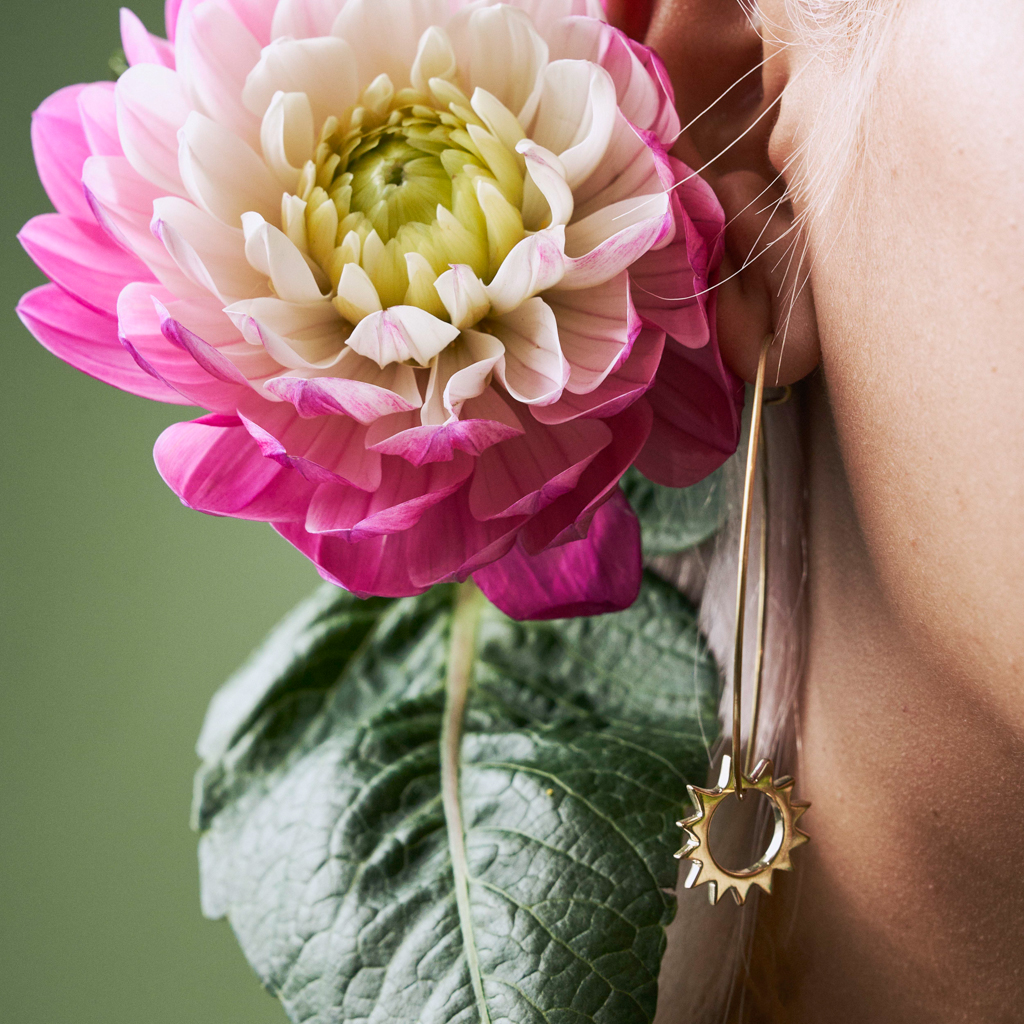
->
[676,754,809,906]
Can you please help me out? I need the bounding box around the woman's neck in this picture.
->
[759,376,1024,1023]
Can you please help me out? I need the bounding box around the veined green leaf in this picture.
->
[194,574,720,1024]
[621,467,727,557]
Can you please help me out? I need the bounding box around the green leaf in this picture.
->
[621,467,727,557]
[194,574,720,1024]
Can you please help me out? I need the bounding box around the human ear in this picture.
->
[624,0,820,385]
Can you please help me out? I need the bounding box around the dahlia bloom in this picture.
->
[18,0,741,618]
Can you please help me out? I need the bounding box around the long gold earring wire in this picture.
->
[732,334,773,796]
[675,334,810,905]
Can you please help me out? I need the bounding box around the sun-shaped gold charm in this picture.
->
[675,754,810,905]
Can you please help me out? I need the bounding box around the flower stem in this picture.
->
[441,579,490,1024]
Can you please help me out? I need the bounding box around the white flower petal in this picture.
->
[572,110,666,215]
[470,88,526,168]
[243,37,360,127]
[260,91,315,192]
[435,265,491,330]
[444,330,506,415]
[242,212,326,303]
[116,65,191,196]
[546,270,637,394]
[489,296,569,406]
[411,26,458,96]
[153,196,268,303]
[517,140,574,231]
[488,0,605,37]
[347,307,460,368]
[422,329,505,425]
[226,296,349,369]
[271,0,346,40]
[331,0,451,90]
[334,263,383,324]
[447,5,549,125]
[530,60,618,190]
[176,1,262,149]
[547,16,676,143]
[82,155,201,298]
[485,227,566,316]
[559,193,672,290]
[178,112,281,226]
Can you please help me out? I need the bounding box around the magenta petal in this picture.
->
[121,8,176,67]
[19,213,153,317]
[531,328,665,425]
[77,83,121,157]
[469,413,612,520]
[237,397,383,492]
[155,414,315,521]
[523,399,653,553]
[273,523,427,599]
[117,283,249,412]
[635,335,744,488]
[305,455,474,541]
[17,283,188,405]
[266,375,420,424]
[474,490,642,621]
[31,85,94,220]
[166,0,184,41]
[367,388,525,467]
[157,302,252,387]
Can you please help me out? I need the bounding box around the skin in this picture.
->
[614,0,1024,1020]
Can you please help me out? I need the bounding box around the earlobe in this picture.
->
[716,171,821,386]
[640,0,821,384]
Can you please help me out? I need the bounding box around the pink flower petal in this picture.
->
[164,294,282,382]
[305,454,474,541]
[474,489,641,620]
[242,36,360,127]
[549,18,680,148]
[333,0,454,91]
[31,85,93,220]
[19,213,154,317]
[273,522,426,598]
[17,283,189,405]
[120,8,176,68]
[270,0,346,40]
[117,283,252,411]
[152,196,266,303]
[469,412,612,520]
[222,0,275,44]
[238,396,383,491]
[175,0,262,150]
[522,399,653,553]
[166,0,184,42]
[634,336,744,488]
[531,327,664,424]
[77,83,121,157]
[266,375,420,424]
[367,388,524,467]
[546,269,642,395]
[116,64,191,196]
[155,414,315,521]
[82,155,199,297]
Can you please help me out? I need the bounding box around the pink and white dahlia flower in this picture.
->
[18,0,742,619]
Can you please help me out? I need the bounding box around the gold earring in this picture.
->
[675,334,809,906]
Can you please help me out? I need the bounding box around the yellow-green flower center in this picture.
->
[281,74,530,326]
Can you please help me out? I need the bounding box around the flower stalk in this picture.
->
[440,579,490,1022]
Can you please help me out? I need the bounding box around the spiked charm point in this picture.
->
[675,754,810,906]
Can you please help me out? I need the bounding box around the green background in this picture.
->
[1,3,310,1020]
